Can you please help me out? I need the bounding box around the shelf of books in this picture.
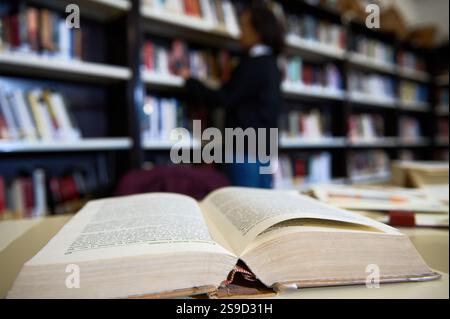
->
[0,0,133,218]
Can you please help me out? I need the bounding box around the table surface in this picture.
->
[0,215,448,299]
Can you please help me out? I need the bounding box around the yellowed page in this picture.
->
[202,187,400,256]
[27,193,234,266]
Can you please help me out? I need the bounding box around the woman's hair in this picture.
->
[244,3,285,55]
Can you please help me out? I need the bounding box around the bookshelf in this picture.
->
[0,0,443,216]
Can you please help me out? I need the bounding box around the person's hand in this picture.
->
[179,68,191,80]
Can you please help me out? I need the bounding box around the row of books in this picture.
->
[348,113,384,142]
[284,13,346,49]
[274,152,332,188]
[351,35,395,65]
[348,71,396,101]
[0,168,94,219]
[142,0,240,36]
[397,51,427,72]
[0,87,80,141]
[399,81,429,105]
[0,5,82,59]
[141,95,187,142]
[142,39,232,83]
[399,116,423,141]
[279,109,331,140]
[348,150,390,181]
[283,58,343,91]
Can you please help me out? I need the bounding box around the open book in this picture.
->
[8,187,439,298]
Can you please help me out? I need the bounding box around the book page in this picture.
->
[28,193,233,266]
[202,187,400,256]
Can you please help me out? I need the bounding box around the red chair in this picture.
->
[114,165,230,200]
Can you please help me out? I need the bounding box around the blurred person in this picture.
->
[180,3,284,188]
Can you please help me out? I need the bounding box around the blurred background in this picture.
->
[0,0,448,219]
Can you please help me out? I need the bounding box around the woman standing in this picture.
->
[181,3,284,188]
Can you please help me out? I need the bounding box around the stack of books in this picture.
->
[348,113,385,143]
[280,109,332,140]
[142,0,240,36]
[140,95,188,143]
[311,184,449,228]
[0,5,82,60]
[0,87,81,142]
[348,150,390,182]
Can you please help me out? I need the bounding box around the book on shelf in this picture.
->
[397,50,426,73]
[0,5,82,60]
[399,116,423,142]
[142,38,232,84]
[283,10,346,50]
[282,57,343,92]
[7,187,439,298]
[348,113,385,142]
[348,70,396,102]
[274,152,332,189]
[399,81,429,107]
[142,0,240,36]
[0,167,101,219]
[0,169,47,219]
[141,95,189,143]
[0,87,81,142]
[280,109,332,141]
[348,150,390,181]
[351,34,395,66]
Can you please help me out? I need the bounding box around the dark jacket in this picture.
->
[185,54,282,131]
